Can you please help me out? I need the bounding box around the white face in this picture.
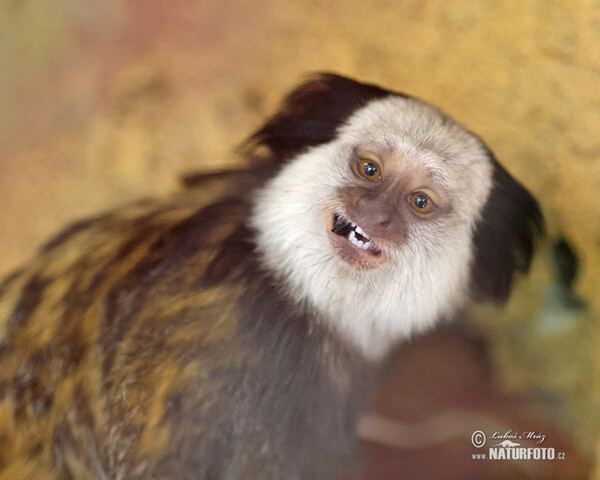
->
[250,96,494,360]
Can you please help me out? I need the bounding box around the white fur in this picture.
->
[250,96,493,360]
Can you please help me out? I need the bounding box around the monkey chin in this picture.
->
[327,212,386,270]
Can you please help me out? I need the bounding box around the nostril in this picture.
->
[379,220,391,228]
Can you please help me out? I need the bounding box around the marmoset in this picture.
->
[0,74,543,479]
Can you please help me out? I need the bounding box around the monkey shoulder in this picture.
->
[0,194,260,478]
[0,190,371,479]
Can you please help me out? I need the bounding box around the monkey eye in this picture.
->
[409,192,436,214]
[357,158,382,181]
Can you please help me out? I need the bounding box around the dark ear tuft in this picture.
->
[470,154,544,303]
[242,73,398,162]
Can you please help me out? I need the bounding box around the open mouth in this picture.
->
[331,213,382,256]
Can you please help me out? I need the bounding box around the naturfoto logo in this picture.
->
[471,430,566,461]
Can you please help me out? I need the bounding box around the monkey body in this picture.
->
[0,74,542,479]
[0,188,377,479]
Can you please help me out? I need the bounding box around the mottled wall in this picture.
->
[2,0,600,475]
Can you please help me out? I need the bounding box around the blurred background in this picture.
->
[1,1,599,478]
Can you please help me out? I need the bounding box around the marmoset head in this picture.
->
[249,74,543,358]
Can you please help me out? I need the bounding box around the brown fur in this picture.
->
[0,181,376,479]
[0,74,542,479]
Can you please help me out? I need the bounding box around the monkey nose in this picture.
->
[362,211,397,237]
[367,207,394,228]
[352,192,405,239]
